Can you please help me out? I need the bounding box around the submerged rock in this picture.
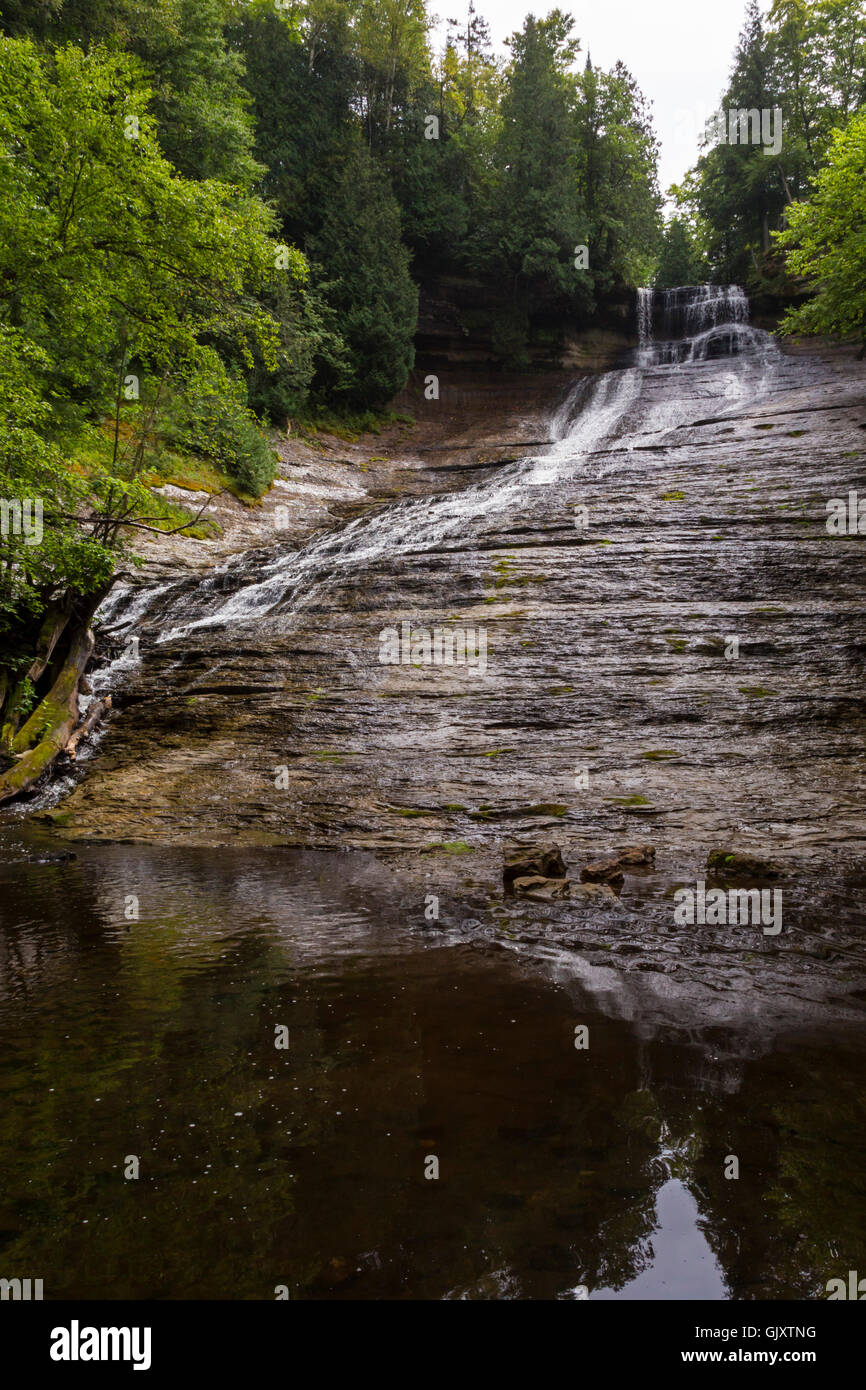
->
[579,843,656,893]
[707,850,781,878]
[510,875,618,904]
[512,875,570,901]
[616,845,656,866]
[573,882,618,904]
[580,860,626,893]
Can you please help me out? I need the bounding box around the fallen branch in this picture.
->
[65,694,112,760]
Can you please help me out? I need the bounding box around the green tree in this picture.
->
[0,0,263,186]
[775,105,866,352]
[357,0,430,147]
[674,0,866,287]
[577,58,662,294]
[0,35,300,775]
[308,142,418,406]
[655,217,703,288]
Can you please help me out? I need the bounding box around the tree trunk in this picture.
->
[0,626,95,804]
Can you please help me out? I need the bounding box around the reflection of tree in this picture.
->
[0,924,300,1297]
[588,1088,705,1294]
[688,1049,866,1299]
[2,843,864,1300]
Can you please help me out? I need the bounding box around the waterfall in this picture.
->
[636,284,766,366]
[149,283,782,640]
[637,286,653,347]
[75,284,784,658]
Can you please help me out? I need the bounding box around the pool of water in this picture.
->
[1,832,864,1300]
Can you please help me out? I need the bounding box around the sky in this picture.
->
[433,0,764,201]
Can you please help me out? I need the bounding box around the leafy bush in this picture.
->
[174,359,277,498]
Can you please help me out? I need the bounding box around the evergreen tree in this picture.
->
[308,143,418,407]
[655,217,703,288]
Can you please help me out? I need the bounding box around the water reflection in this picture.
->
[0,834,864,1299]
[592,1180,727,1300]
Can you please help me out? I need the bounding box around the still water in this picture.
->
[1,833,864,1300]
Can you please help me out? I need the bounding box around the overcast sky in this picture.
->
[433,0,763,201]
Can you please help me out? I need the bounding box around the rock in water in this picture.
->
[572,883,618,904]
[706,849,780,878]
[504,845,566,893]
[512,875,571,901]
[511,876,619,904]
[616,844,655,866]
[580,861,625,893]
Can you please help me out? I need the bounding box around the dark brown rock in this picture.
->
[504,845,566,893]
[512,875,570,901]
[707,850,781,878]
[616,844,655,866]
[580,860,625,893]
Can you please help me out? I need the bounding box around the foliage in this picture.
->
[655,218,706,289]
[775,105,866,348]
[307,143,419,408]
[0,32,298,736]
[672,0,866,288]
[172,353,278,498]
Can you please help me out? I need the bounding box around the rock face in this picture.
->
[414,273,633,369]
[504,845,567,893]
[34,324,866,917]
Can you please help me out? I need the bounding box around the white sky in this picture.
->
[433,0,764,200]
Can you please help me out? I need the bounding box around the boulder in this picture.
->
[512,876,570,901]
[504,844,566,893]
[572,883,618,904]
[580,860,625,893]
[512,876,618,905]
[616,844,655,866]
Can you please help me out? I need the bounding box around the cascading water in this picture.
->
[636,284,771,367]
[82,284,787,695]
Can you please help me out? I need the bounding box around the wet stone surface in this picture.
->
[23,311,865,1001]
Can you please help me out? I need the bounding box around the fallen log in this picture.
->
[0,599,77,753]
[0,627,95,804]
[65,695,112,761]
